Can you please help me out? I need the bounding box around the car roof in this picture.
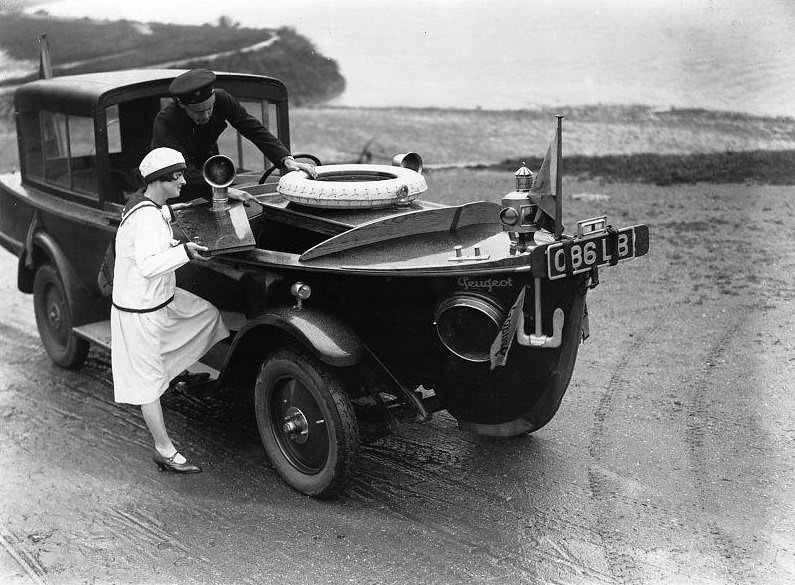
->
[14,69,286,115]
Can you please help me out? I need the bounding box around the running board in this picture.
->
[71,312,244,396]
[73,320,112,351]
[72,310,245,351]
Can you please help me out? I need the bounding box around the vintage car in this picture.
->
[0,65,648,497]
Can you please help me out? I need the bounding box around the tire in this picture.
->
[254,346,359,498]
[277,164,427,209]
[33,264,89,369]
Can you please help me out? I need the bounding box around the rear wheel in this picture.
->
[33,264,89,369]
[254,346,359,498]
[445,291,587,437]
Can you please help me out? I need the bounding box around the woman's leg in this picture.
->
[140,398,186,464]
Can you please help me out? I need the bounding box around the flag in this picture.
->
[530,116,564,238]
[489,287,527,369]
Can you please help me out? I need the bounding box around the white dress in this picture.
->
[110,199,229,405]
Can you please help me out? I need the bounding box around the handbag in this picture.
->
[96,200,157,297]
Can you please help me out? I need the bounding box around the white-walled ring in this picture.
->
[277,164,427,209]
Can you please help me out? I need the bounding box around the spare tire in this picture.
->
[277,164,427,209]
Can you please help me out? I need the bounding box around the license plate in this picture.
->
[537,225,648,280]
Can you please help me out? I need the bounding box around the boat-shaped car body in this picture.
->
[0,68,648,497]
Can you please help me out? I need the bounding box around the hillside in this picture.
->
[0,12,345,106]
[2,12,795,185]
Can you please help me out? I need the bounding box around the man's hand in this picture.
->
[284,157,318,179]
[185,242,210,260]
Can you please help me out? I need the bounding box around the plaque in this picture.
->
[174,200,256,256]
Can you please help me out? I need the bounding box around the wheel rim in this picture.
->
[270,376,329,474]
[43,281,69,348]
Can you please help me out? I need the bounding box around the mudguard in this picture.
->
[236,306,363,367]
[28,229,99,327]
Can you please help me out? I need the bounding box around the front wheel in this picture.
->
[254,347,359,498]
[33,264,89,369]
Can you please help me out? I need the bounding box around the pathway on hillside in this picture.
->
[0,33,280,88]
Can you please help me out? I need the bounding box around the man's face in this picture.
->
[180,92,215,125]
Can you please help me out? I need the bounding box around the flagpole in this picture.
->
[38,35,53,80]
[555,114,563,239]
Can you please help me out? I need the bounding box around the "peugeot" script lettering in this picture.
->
[457,277,514,292]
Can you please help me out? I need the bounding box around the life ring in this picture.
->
[277,164,427,209]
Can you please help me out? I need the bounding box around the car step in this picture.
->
[72,318,223,395]
[73,320,113,351]
[73,310,244,351]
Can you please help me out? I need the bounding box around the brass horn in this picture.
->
[202,155,236,212]
[392,152,423,174]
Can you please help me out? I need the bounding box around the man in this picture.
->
[151,69,316,202]
[111,147,229,474]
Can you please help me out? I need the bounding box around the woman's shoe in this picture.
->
[153,450,202,474]
[169,371,211,391]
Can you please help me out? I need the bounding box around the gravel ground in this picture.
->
[0,175,793,584]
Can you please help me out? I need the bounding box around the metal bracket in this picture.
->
[516,277,564,348]
[576,215,607,238]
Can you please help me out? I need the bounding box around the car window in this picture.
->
[217,99,279,174]
[106,105,122,154]
[21,110,100,201]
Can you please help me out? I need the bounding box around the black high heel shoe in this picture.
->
[153,451,202,474]
[169,371,211,392]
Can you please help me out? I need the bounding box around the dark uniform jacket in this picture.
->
[150,89,290,200]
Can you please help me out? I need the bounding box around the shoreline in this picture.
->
[3,104,795,184]
[301,103,795,123]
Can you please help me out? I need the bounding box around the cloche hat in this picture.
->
[139,148,187,183]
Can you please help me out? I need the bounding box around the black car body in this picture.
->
[0,68,648,497]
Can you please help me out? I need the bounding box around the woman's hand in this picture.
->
[169,201,202,212]
[227,187,253,205]
[185,242,210,260]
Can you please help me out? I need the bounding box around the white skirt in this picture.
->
[111,288,230,405]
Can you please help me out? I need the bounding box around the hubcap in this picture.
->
[282,406,310,445]
[43,284,68,345]
[271,377,329,474]
[48,301,62,329]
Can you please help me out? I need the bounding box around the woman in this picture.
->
[111,147,229,474]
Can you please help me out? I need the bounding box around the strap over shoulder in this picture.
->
[120,196,159,227]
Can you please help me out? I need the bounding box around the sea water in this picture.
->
[17,0,795,117]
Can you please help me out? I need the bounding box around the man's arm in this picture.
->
[220,91,317,179]
[218,90,291,166]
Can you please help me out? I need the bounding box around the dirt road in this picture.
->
[1,176,794,584]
